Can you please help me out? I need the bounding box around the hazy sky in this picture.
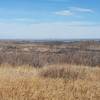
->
[0,0,100,39]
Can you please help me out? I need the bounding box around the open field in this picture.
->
[0,64,100,100]
[0,40,100,100]
[0,40,100,67]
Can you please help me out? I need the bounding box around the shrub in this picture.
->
[38,65,87,80]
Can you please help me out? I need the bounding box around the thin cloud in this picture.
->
[55,7,93,16]
[55,10,73,16]
[69,7,93,13]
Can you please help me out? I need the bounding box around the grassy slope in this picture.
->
[0,64,100,100]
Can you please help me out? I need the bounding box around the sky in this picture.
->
[0,0,100,39]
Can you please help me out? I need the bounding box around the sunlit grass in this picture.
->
[0,64,100,100]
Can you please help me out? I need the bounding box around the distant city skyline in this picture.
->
[0,0,100,39]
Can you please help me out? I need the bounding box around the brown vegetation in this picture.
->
[0,40,100,99]
[0,40,100,67]
[0,64,100,100]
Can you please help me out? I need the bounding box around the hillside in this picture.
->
[0,64,100,100]
[0,40,100,67]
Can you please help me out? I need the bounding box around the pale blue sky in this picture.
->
[0,0,100,39]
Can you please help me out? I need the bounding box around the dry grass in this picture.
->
[38,65,89,80]
[0,64,100,100]
[0,40,100,67]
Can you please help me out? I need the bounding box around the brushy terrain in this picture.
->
[0,40,100,67]
[0,64,100,100]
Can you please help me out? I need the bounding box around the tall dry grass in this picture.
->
[0,64,100,100]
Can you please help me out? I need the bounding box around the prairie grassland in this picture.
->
[0,64,100,100]
[0,40,100,67]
